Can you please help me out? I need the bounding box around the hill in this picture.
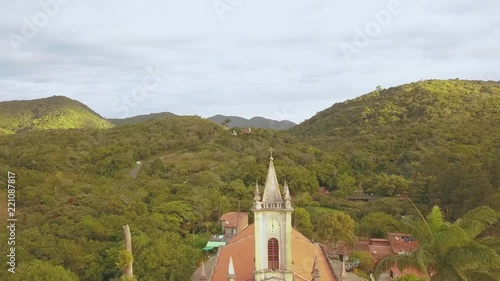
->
[1,84,498,280]
[208,114,296,130]
[291,79,500,219]
[108,112,177,126]
[109,113,296,130]
[0,115,351,280]
[0,96,113,134]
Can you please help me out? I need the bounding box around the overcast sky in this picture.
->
[0,0,499,122]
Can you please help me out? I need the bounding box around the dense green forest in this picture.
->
[109,113,296,130]
[0,116,359,280]
[0,79,498,280]
[107,112,177,126]
[0,96,113,135]
[291,79,500,219]
[207,115,297,130]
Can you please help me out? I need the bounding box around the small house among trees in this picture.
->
[220,212,248,238]
[241,128,251,134]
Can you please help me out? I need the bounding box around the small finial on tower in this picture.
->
[254,180,261,201]
[268,147,274,160]
[311,255,321,281]
[284,180,291,201]
[227,256,236,281]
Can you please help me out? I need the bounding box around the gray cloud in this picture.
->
[0,0,499,123]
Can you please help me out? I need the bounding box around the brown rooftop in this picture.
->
[220,212,248,227]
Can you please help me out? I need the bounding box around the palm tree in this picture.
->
[375,205,500,281]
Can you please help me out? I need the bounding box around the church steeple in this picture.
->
[261,147,283,205]
[253,148,294,281]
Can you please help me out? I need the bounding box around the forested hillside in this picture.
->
[0,96,113,135]
[109,113,296,129]
[107,112,177,126]
[0,116,353,280]
[291,79,500,219]
[208,114,296,130]
[1,80,499,280]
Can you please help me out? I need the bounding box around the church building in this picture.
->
[192,152,339,281]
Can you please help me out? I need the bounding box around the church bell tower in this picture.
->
[252,148,294,281]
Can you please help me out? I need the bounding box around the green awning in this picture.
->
[206,241,226,247]
[203,241,226,251]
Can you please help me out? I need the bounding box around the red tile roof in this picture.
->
[220,212,248,227]
[355,241,371,252]
[369,245,394,260]
[209,224,337,281]
[355,233,420,262]
[387,233,419,254]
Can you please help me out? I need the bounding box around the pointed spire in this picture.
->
[284,180,291,201]
[227,256,236,281]
[228,256,235,274]
[261,148,283,204]
[311,255,321,281]
[254,180,261,201]
[199,261,208,281]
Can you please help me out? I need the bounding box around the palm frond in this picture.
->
[427,206,445,233]
[429,266,462,281]
[447,242,500,271]
[378,205,500,281]
[476,236,500,254]
[401,218,432,244]
[431,225,469,253]
[456,206,500,238]
[463,270,499,281]
[408,198,435,239]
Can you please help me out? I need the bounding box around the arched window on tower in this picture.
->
[268,238,279,270]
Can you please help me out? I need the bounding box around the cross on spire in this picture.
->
[269,147,274,160]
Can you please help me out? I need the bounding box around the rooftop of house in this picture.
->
[220,212,249,228]
[387,233,419,254]
[356,233,419,261]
